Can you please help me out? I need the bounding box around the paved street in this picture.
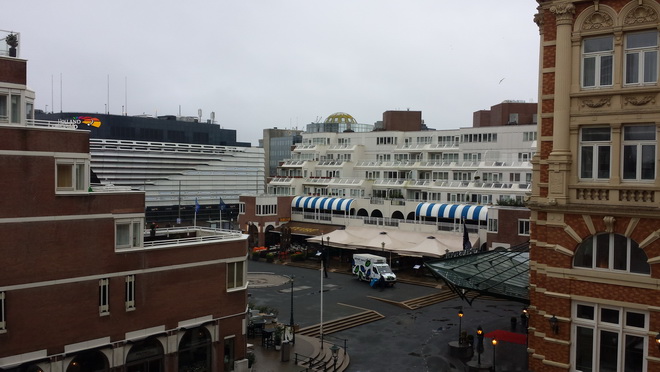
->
[248,260,529,372]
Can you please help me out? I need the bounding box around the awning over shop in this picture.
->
[292,196,355,212]
[306,227,470,258]
[415,203,488,222]
[424,244,529,304]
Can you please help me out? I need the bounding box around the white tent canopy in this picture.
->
[306,227,473,258]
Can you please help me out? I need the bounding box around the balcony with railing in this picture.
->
[137,226,244,251]
[328,144,357,151]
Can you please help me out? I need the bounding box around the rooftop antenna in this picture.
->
[60,73,63,113]
[107,74,110,114]
[51,75,54,114]
[124,76,128,116]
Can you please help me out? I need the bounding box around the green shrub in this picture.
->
[291,252,306,262]
[266,252,275,262]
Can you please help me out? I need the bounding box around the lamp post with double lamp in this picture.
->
[491,338,498,372]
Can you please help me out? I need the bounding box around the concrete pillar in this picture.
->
[550,2,575,153]
[547,2,575,205]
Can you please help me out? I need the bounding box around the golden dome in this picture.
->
[324,112,357,124]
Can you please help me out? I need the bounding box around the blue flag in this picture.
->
[219,197,226,211]
[195,198,200,214]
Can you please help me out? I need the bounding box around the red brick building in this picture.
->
[473,101,538,127]
[0,49,249,372]
[381,110,423,131]
[530,1,660,371]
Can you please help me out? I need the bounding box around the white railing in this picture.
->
[90,183,135,192]
[141,226,243,249]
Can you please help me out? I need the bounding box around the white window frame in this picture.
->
[99,278,110,315]
[508,113,519,124]
[518,219,530,236]
[125,275,135,311]
[579,127,611,180]
[0,292,5,332]
[115,217,144,250]
[488,218,498,233]
[227,260,247,292]
[622,124,656,181]
[573,233,650,274]
[624,30,658,86]
[523,131,537,142]
[572,301,648,372]
[0,94,7,122]
[55,158,89,193]
[10,95,20,123]
[582,35,614,88]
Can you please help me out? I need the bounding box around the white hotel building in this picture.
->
[258,107,537,251]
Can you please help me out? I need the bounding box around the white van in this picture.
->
[352,253,397,286]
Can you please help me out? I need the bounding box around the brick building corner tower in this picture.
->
[529,1,660,371]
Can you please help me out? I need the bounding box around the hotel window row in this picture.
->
[582,30,658,89]
[461,133,497,143]
[579,124,656,181]
[376,137,397,145]
[256,204,277,215]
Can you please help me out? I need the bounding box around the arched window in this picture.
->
[66,350,109,372]
[126,338,164,372]
[178,327,211,372]
[574,233,650,274]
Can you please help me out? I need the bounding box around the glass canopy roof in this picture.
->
[424,244,529,304]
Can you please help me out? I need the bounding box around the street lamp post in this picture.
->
[289,275,295,345]
[492,338,498,372]
[458,308,464,344]
[476,326,484,366]
[330,344,339,372]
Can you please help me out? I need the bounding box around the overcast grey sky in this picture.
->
[4,1,540,146]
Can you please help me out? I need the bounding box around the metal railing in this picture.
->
[138,226,243,250]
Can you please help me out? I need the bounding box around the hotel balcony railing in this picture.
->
[317,160,344,166]
[90,183,135,192]
[281,160,307,166]
[2,119,79,130]
[328,144,356,151]
[293,144,318,151]
[572,185,657,205]
[141,226,243,250]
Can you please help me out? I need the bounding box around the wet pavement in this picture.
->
[247,260,529,372]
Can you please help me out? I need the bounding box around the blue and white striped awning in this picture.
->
[415,203,488,222]
[292,196,355,212]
